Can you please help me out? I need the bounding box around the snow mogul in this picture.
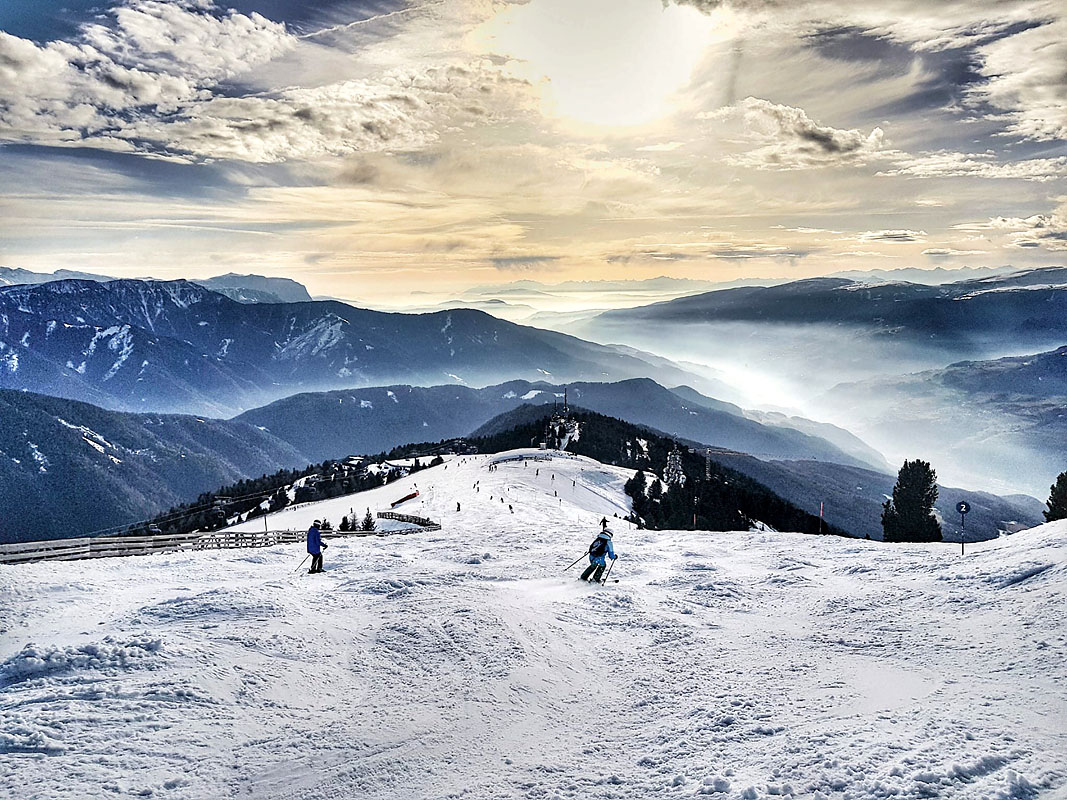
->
[580,524,617,582]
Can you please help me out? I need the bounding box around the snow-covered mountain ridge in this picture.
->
[0,279,712,415]
[0,266,314,304]
[2,450,1064,799]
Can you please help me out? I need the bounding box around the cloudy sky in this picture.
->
[1,0,1065,302]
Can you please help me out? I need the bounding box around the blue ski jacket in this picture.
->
[306,525,322,554]
[589,530,616,566]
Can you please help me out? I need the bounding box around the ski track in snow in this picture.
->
[0,449,1064,800]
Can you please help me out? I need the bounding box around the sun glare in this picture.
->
[472,0,723,129]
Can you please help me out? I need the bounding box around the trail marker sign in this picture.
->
[956,500,970,554]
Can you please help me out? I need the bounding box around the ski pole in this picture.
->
[292,554,311,574]
[562,553,588,572]
[601,558,617,584]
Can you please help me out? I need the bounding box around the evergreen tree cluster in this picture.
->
[881,459,942,542]
[141,450,451,537]
[338,508,377,532]
[1045,471,1067,523]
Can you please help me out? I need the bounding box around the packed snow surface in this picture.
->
[1,449,1064,800]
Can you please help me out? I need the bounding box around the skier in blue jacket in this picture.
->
[307,520,327,574]
[580,524,616,582]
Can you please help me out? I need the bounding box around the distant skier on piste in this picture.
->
[580,522,617,582]
[307,520,327,574]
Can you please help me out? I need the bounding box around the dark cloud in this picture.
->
[337,159,381,185]
[705,97,885,169]
[806,26,909,64]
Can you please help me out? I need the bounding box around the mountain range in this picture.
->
[0,278,717,416]
[822,346,1067,496]
[1,266,1059,542]
[450,268,1018,311]
[5,373,1044,543]
[0,266,313,304]
[578,268,1067,361]
[560,267,1067,494]
[703,451,1044,544]
[235,378,885,468]
[0,376,889,541]
[0,390,304,542]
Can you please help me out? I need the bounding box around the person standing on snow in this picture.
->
[307,520,327,574]
[580,525,617,582]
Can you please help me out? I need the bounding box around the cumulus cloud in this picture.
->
[1009,225,1067,252]
[490,255,562,271]
[962,15,1067,142]
[81,1,291,80]
[950,208,1067,251]
[0,0,530,162]
[852,229,927,242]
[608,241,814,263]
[772,225,840,234]
[833,250,899,258]
[0,1,292,152]
[702,97,886,169]
[950,214,1056,232]
[671,1,1067,143]
[921,247,985,257]
[709,244,814,261]
[129,63,532,162]
[879,151,1067,182]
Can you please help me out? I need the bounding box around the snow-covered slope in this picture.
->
[226,449,632,534]
[2,450,1064,800]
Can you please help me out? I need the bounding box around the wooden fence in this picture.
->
[0,514,441,566]
[0,531,208,565]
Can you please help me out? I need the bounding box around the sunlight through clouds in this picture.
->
[0,0,1064,299]
[471,0,729,129]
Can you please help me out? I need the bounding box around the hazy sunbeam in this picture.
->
[472,0,727,128]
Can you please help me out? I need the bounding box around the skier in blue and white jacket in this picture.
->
[307,520,327,574]
[579,522,616,582]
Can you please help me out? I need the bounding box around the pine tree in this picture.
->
[339,515,350,532]
[664,444,686,487]
[624,469,647,497]
[625,469,648,520]
[882,459,942,542]
[1045,471,1067,522]
[361,508,376,531]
